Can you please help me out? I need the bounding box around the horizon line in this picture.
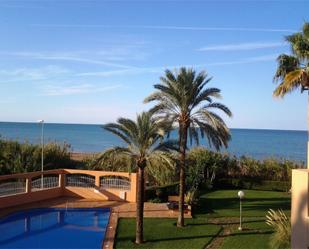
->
[0,120,306,132]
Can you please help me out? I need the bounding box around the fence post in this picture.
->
[59,173,65,188]
[95,175,100,188]
[26,177,32,193]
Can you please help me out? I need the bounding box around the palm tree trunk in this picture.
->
[177,122,188,227]
[135,165,145,244]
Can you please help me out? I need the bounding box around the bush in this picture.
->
[187,147,302,186]
[266,209,291,249]
[0,139,75,175]
[145,182,179,202]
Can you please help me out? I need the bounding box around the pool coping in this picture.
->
[102,209,118,249]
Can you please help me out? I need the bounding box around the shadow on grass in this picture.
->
[117,232,223,244]
[195,196,290,216]
[209,219,266,226]
[219,230,273,238]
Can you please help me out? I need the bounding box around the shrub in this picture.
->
[0,139,75,175]
[145,182,179,201]
[266,209,291,249]
[187,147,301,185]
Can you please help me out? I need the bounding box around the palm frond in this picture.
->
[145,67,231,151]
[274,23,309,97]
[273,69,304,97]
[103,123,132,145]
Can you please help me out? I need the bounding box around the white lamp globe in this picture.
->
[238,190,245,199]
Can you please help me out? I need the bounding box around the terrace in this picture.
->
[0,169,190,249]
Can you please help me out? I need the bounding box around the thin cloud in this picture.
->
[0,66,69,83]
[199,42,286,51]
[77,54,279,77]
[161,54,279,68]
[43,84,123,96]
[31,24,297,33]
[77,69,144,77]
[0,51,136,69]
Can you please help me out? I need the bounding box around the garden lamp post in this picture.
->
[38,120,44,189]
[238,190,245,231]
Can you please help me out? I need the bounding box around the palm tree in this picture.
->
[144,67,232,227]
[100,112,174,244]
[273,22,309,167]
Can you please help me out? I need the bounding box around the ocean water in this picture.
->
[0,122,307,163]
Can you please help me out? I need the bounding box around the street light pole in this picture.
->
[238,190,245,231]
[38,120,44,189]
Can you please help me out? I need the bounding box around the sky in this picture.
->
[0,0,308,130]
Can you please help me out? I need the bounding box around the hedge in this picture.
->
[214,178,290,192]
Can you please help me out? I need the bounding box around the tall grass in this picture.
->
[266,209,291,249]
[0,139,74,175]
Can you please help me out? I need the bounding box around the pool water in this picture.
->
[0,208,110,249]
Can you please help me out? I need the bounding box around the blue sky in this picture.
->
[0,0,308,130]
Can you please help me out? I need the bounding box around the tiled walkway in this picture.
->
[0,197,191,249]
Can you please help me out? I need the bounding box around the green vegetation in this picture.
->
[115,218,221,249]
[145,182,179,202]
[196,190,290,218]
[266,209,291,249]
[98,112,175,244]
[188,147,300,184]
[143,148,299,204]
[87,146,301,192]
[144,68,232,227]
[215,178,290,192]
[273,22,309,97]
[220,219,274,249]
[0,139,75,175]
[115,189,291,249]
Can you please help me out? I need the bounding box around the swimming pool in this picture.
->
[0,208,110,249]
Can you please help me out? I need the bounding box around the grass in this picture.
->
[218,218,274,249]
[114,218,222,249]
[196,189,290,218]
[114,189,291,249]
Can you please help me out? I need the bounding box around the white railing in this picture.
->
[0,180,26,197]
[100,177,131,190]
[66,174,95,188]
[31,176,60,191]
[0,170,136,204]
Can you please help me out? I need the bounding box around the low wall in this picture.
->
[0,169,137,209]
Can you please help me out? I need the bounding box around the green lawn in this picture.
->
[196,189,290,218]
[219,218,274,249]
[114,189,291,249]
[114,218,221,249]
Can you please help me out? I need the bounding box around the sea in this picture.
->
[0,122,307,163]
